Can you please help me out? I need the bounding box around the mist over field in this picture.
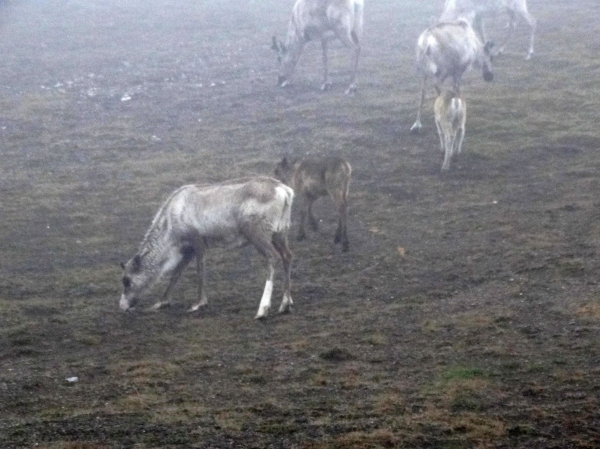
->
[0,0,599,447]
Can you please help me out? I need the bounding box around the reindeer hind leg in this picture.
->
[241,224,281,319]
[272,232,293,314]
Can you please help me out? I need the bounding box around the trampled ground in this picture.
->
[0,0,599,447]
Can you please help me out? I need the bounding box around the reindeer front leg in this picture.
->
[151,247,195,310]
[189,250,208,312]
[411,76,427,133]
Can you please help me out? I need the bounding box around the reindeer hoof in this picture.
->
[344,85,357,95]
[342,242,350,252]
[410,123,422,134]
[188,303,206,313]
[148,302,170,311]
[297,233,306,242]
[321,82,332,91]
[278,305,292,314]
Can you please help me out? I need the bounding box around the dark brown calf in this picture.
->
[275,156,351,251]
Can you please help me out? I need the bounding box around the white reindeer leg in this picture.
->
[273,233,293,313]
[151,248,194,310]
[435,118,444,154]
[456,126,465,155]
[189,250,208,312]
[344,41,360,95]
[442,134,453,171]
[240,223,281,320]
[411,77,427,133]
[256,264,275,319]
[522,11,536,60]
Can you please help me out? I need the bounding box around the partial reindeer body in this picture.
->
[434,90,467,171]
[439,0,536,59]
[411,19,493,133]
[275,156,351,251]
[272,0,364,94]
[120,177,294,320]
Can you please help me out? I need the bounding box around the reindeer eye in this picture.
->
[122,276,132,289]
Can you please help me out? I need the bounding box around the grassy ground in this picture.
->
[0,0,599,447]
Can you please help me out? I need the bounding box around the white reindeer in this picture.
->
[410,19,493,133]
[439,0,536,60]
[434,90,467,171]
[272,0,364,94]
[119,177,294,320]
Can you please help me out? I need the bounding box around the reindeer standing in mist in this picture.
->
[272,0,364,94]
[434,90,467,171]
[439,0,536,60]
[275,156,351,252]
[410,19,493,133]
[120,178,294,320]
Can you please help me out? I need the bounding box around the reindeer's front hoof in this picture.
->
[255,306,270,320]
[410,122,422,134]
[296,233,306,242]
[188,303,206,313]
[321,81,332,91]
[342,242,350,252]
[148,301,170,311]
[278,297,293,314]
[278,305,292,314]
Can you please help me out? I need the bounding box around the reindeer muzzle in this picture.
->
[119,294,132,311]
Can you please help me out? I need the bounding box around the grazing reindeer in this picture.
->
[410,19,493,133]
[271,0,364,94]
[434,90,467,171]
[119,177,294,320]
[439,0,536,60]
[275,156,351,252]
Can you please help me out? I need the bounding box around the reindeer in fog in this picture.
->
[410,19,493,133]
[439,0,536,60]
[120,178,294,320]
[272,0,364,94]
[434,90,467,171]
[275,156,351,252]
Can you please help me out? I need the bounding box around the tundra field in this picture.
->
[0,0,599,447]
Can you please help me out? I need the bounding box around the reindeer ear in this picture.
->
[120,261,125,270]
[279,39,287,54]
[281,156,289,167]
[271,36,279,52]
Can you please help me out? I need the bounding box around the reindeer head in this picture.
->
[274,156,296,186]
[119,254,145,310]
[271,36,296,87]
[481,41,494,82]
